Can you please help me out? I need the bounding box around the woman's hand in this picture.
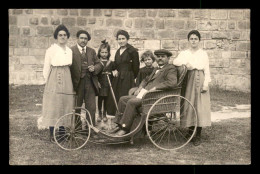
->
[88,65,95,72]
[112,70,118,77]
[201,85,208,93]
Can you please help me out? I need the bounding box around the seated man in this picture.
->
[109,49,179,136]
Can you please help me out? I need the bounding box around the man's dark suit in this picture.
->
[70,45,103,126]
[116,63,178,131]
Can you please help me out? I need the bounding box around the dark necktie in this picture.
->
[82,48,86,56]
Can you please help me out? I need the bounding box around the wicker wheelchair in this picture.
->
[53,65,198,151]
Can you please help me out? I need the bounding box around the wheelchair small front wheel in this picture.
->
[54,113,91,150]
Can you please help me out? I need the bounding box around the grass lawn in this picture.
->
[9,85,251,165]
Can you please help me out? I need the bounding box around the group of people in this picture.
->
[38,24,211,146]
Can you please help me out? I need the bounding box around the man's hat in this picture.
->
[154,49,172,57]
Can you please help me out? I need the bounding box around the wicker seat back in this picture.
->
[141,65,187,115]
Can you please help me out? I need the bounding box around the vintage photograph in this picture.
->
[9,9,251,165]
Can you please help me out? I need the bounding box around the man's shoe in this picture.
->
[115,129,127,136]
[97,114,102,122]
[103,114,108,122]
[192,136,201,146]
[108,126,120,134]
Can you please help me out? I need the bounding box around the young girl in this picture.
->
[136,50,155,86]
[97,40,113,122]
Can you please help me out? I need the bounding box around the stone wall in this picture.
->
[9,9,251,92]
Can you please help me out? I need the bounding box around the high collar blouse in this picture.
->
[173,49,211,87]
[43,43,72,81]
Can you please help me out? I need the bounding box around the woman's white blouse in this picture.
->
[43,43,72,82]
[173,49,211,87]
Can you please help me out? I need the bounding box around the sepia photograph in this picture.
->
[9,8,251,165]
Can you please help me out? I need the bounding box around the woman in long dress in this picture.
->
[38,24,74,142]
[173,30,211,146]
[106,30,140,116]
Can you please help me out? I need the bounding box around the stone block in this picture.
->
[238,21,250,30]
[222,51,231,59]
[80,9,91,16]
[34,9,53,15]
[204,40,216,49]
[194,9,210,19]
[185,20,196,30]
[165,20,185,30]
[128,9,146,17]
[178,40,189,50]
[69,9,79,16]
[128,39,144,49]
[210,10,228,19]
[178,9,192,18]
[229,10,244,19]
[211,31,231,39]
[88,18,96,24]
[20,56,44,65]
[93,9,102,16]
[36,26,53,36]
[9,16,17,25]
[241,31,250,40]
[219,21,227,30]
[22,27,30,36]
[232,31,241,40]
[144,40,160,50]
[197,20,219,31]
[14,48,29,56]
[12,9,23,15]
[25,9,33,14]
[94,29,112,38]
[229,58,246,68]
[29,18,39,25]
[77,17,86,26]
[231,51,247,59]
[51,17,60,25]
[96,19,104,26]
[155,19,164,29]
[236,42,250,51]
[228,21,236,29]
[104,9,112,16]
[9,48,14,56]
[161,40,178,50]
[57,9,68,16]
[106,18,123,27]
[9,26,20,35]
[148,9,158,17]
[41,17,48,25]
[62,17,76,26]
[134,19,154,29]
[9,36,17,47]
[18,37,29,48]
[206,50,222,59]
[29,48,46,56]
[9,56,20,65]
[125,19,132,28]
[29,37,49,49]
[175,30,190,39]
[200,31,211,40]
[157,30,175,39]
[158,9,176,17]
[140,30,155,39]
[229,67,247,75]
[114,9,126,17]
[244,10,250,19]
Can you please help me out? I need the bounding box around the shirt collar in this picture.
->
[77,44,87,53]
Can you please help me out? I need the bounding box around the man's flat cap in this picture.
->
[154,49,172,57]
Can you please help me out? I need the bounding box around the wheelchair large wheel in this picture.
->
[145,95,197,151]
[54,112,91,151]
